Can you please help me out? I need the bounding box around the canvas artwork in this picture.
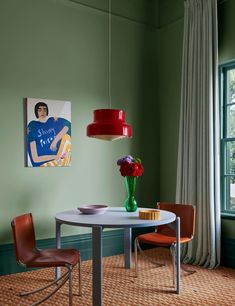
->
[26,98,71,167]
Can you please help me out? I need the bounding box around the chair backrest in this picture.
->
[11,213,37,265]
[157,202,196,238]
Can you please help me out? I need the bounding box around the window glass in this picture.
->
[227,105,235,137]
[225,141,235,174]
[225,176,235,211]
[228,69,235,104]
[220,63,235,215]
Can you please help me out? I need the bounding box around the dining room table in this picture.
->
[55,206,180,306]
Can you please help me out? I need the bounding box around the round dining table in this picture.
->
[55,207,180,306]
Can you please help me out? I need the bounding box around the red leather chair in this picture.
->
[134,203,196,285]
[11,213,81,306]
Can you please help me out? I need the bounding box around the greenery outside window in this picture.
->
[220,61,235,216]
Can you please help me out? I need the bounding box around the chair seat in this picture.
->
[138,230,191,246]
[25,249,80,268]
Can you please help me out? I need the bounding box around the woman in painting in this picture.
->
[27,102,71,167]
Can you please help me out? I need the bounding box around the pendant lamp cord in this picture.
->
[108,0,112,109]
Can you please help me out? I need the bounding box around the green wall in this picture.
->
[0,0,159,244]
[159,0,184,28]
[158,1,184,200]
[219,0,235,63]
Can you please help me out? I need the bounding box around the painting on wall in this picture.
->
[26,98,72,167]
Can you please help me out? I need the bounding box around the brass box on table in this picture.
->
[139,209,160,220]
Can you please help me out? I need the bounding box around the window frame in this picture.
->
[220,60,235,218]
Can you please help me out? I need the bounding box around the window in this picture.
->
[220,61,235,215]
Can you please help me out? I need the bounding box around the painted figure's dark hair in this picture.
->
[34,102,49,118]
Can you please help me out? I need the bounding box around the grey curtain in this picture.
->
[176,0,220,268]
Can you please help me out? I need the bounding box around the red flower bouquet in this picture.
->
[117,155,144,177]
[117,155,144,212]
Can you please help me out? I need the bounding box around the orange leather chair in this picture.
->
[134,203,196,284]
[11,213,81,306]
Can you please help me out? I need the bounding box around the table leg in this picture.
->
[124,228,132,268]
[92,226,103,306]
[55,221,61,279]
[176,216,180,294]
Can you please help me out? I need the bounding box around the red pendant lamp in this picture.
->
[86,0,132,141]
[87,109,132,141]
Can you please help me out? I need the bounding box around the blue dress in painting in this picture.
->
[27,117,71,167]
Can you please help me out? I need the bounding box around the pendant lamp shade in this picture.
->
[87,109,132,141]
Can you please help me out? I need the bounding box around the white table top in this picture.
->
[55,207,176,228]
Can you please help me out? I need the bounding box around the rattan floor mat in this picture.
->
[0,248,234,306]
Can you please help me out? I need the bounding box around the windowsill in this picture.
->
[221,213,235,220]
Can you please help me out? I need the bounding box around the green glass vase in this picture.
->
[124,176,138,212]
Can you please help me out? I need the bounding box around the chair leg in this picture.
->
[20,268,69,297]
[135,238,165,278]
[29,267,71,306]
[136,238,164,266]
[78,256,82,296]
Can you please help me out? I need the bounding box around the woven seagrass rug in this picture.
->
[0,248,234,306]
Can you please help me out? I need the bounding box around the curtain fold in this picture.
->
[176,0,220,268]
